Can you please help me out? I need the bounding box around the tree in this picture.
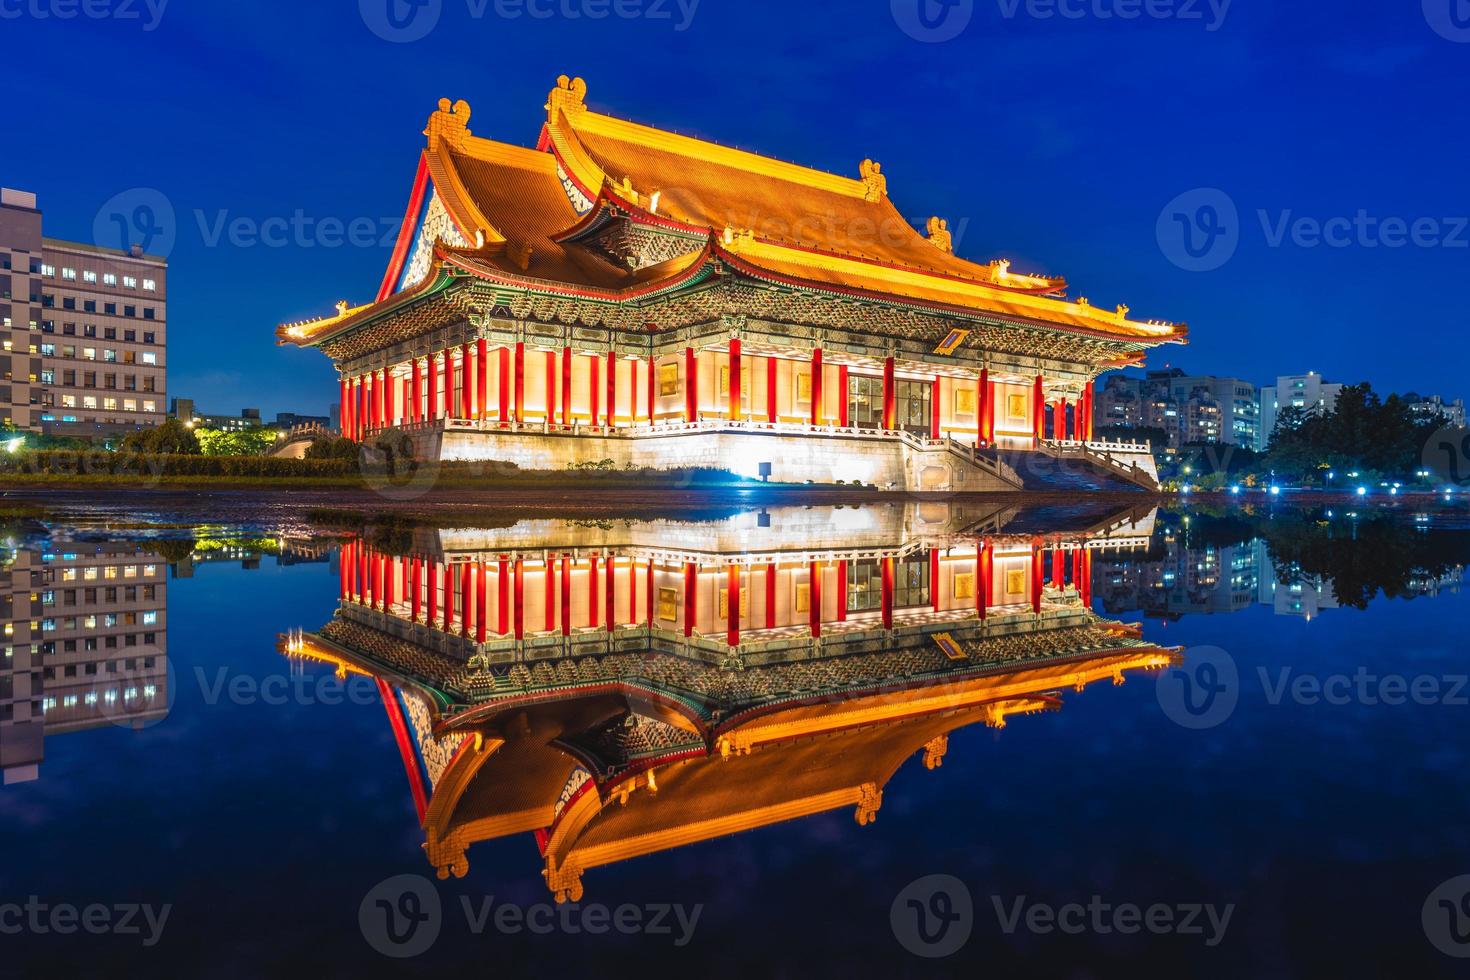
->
[195,427,279,457]
[121,418,201,455]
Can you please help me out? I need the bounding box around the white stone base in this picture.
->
[412,424,1026,492]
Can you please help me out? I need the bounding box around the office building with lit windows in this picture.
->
[0,188,167,437]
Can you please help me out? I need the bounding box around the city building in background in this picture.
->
[1258,373,1343,450]
[0,544,169,785]
[0,188,167,437]
[169,399,263,431]
[276,78,1185,492]
[1406,393,1466,428]
[1094,369,1258,450]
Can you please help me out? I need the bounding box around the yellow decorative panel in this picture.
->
[796,372,812,404]
[1007,393,1028,418]
[1005,569,1027,596]
[953,572,975,600]
[955,388,976,416]
[794,583,810,613]
[657,587,678,622]
[658,364,681,397]
[717,587,750,619]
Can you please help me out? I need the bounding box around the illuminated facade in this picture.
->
[0,545,169,784]
[281,502,1177,898]
[276,77,1185,490]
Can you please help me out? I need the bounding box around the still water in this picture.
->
[2,500,1469,977]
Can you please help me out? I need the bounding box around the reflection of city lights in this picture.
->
[1356,487,1368,497]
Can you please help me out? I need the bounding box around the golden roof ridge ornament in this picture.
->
[425,98,473,150]
[926,216,953,253]
[547,74,588,121]
[859,159,887,202]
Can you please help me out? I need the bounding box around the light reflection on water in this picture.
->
[1,501,1469,976]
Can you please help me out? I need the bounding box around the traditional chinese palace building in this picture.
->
[277,76,1186,491]
[280,501,1177,899]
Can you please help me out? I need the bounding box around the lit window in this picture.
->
[122,276,138,289]
[141,352,157,365]
[142,279,156,291]
[83,270,97,284]
[40,264,56,277]
[61,268,76,280]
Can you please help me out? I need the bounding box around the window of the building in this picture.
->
[142,279,156,291]
[102,273,117,286]
[122,277,137,289]
[83,271,97,284]
[61,268,76,281]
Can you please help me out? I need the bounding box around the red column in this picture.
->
[339,380,349,438]
[882,357,896,430]
[931,376,941,440]
[461,344,473,420]
[683,562,697,638]
[588,554,600,629]
[931,550,941,612]
[880,557,894,630]
[460,562,472,636]
[387,370,399,427]
[766,357,778,423]
[544,558,556,634]
[1033,375,1045,446]
[497,559,510,635]
[729,339,742,421]
[545,351,557,426]
[476,562,488,643]
[836,560,848,622]
[363,375,374,434]
[427,355,440,421]
[411,557,422,622]
[684,348,698,423]
[427,561,438,626]
[561,347,573,426]
[765,562,777,629]
[589,354,600,430]
[809,561,822,638]
[606,555,617,632]
[978,369,990,446]
[560,557,572,636]
[627,558,637,626]
[647,358,657,424]
[498,347,511,424]
[445,351,457,422]
[1031,543,1044,614]
[514,343,526,424]
[839,365,851,428]
[513,560,525,640]
[978,541,993,621]
[409,360,420,425]
[1052,549,1067,590]
[810,348,823,426]
[443,562,455,632]
[1080,550,1093,608]
[646,561,655,626]
[727,563,741,647]
[606,351,617,428]
[984,374,996,444]
[372,551,382,609]
[477,339,489,421]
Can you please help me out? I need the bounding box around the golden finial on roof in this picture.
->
[335,300,349,316]
[1077,296,1090,308]
[992,259,1012,280]
[1115,304,1130,322]
[926,216,953,253]
[859,159,887,202]
[547,74,588,119]
[424,98,472,149]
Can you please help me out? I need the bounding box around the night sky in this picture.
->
[6,0,1467,417]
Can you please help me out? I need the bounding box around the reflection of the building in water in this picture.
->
[0,545,169,785]
[282,503,1178,901]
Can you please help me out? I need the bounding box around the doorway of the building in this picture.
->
[847,375,931,435]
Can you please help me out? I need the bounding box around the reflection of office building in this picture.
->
[275,78,1182,491]
[0,546,169,784]
[281,503,1174,899]
[1095,535,1261,619]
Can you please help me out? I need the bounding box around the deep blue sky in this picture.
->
[6,0,1467,417]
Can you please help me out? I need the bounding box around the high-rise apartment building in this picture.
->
[0,188,167,436]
